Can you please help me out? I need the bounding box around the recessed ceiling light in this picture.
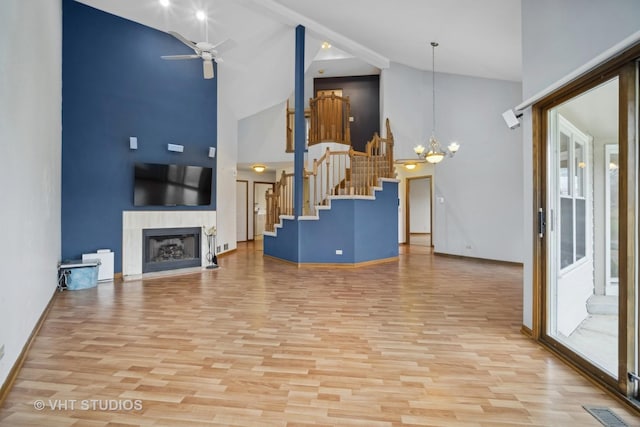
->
[196,10,207,21]
[159,0,170,7]
[321,41,331,49]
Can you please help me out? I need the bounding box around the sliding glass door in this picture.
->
[546,77,619,377]
[535,59,638,398]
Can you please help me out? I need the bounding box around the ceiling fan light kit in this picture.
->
[161,22,234,79]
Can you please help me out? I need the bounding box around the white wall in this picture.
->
[520,0,640,328]
[382,62,523,262]
[521,0,640,101]
[0,0,62,388]
[216,64,240,256]
[238,102,291,165]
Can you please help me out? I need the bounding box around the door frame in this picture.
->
[532,48,638,399]
[405,175,433,246]
[236,180,249,243]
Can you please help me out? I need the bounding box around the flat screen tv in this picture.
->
[134,163,212,207]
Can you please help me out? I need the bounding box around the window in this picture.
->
[557,115,589,270]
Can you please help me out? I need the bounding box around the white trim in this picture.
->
[515,30,640,112]
[604,144,619,295]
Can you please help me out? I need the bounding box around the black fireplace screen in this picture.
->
[142,227,201,273]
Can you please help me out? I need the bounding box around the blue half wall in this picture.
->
[62,0,217,273]
[264,180,399,264]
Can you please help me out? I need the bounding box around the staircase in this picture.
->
[266,118,395,232]
[263,98,398,265]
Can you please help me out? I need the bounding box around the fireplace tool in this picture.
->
[203,225,219,269]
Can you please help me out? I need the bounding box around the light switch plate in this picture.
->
[168,143,184,152]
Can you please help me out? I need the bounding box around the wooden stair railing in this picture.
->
[285,100,310,153]
[265,171,294,232]
[308,92,351,146]
[265,119,395,234]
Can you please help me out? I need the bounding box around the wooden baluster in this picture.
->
[337,95,340,142]
[265,190,271,231]
[325,147,330,196]
[348,100,351,145]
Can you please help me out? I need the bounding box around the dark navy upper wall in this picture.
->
[314,75,380,152]
[62,0,217,272]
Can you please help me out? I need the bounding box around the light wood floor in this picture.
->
[408,233,431,247]
[1,243,639,426]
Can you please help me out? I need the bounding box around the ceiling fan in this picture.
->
[162,31,232,79]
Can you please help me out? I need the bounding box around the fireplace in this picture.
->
[142,227,201,273]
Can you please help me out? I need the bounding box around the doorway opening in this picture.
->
[406,176,433,247]
[253,181,275,241]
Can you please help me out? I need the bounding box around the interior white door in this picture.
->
[236,180,248,242]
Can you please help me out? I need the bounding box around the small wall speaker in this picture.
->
[129,137,138,150]
[208,147,216,158]
[502,109,521,130]
[167,143,184,153]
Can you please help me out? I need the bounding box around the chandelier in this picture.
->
[414,42,460,164]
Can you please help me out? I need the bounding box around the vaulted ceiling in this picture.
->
[75,0,523,123]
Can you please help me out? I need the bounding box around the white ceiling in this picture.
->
[76,0,522,82]
[557,78,619,142]
[273,0,522,81]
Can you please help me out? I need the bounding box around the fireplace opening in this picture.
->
[142,227,201,273]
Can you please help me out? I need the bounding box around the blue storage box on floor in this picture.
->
[58,259,100,291]
[67,266,99,290]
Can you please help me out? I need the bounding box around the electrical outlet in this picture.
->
[0,344,5,361]
[224,243,229,250]
[336,249,343,255]
[216,246,221,253]
[465,244,472,250]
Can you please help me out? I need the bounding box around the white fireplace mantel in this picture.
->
[122,210,216,278]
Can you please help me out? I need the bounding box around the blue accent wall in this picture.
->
[352,181,399,262]
[264,181,399,264]
[62,0,217,273]
[263,219,300,263]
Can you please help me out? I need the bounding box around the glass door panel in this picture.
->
[546,77,619,378]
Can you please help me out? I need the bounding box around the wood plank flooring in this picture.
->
[1,242,639,426]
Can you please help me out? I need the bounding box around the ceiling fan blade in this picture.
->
[161,54,200,60]
[168,31,198,51]
[203,60,214,79]
[210,38,237,52]
[214,56,223,64]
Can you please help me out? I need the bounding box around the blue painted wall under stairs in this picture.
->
[264,180,399,264]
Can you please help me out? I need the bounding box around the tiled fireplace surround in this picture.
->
[122,210,216,279]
